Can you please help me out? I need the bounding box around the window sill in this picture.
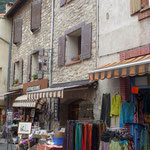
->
[65,59,82,66]
[13,83,21,87]
[138,7,150,21]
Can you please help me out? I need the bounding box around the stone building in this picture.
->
[5,0,97,129]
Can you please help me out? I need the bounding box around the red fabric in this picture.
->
[84,124,87,150]
[88,124,92,150]
[131,86,139,94]
[36,144,63,150]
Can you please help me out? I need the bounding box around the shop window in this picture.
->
[31,53,39,80]
[66,29,81,64]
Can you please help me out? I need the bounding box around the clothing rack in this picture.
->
[65,120,104,150]
[67,120,103,124]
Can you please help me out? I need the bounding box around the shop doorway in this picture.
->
[130,76,150,150]
[60,99,93,126]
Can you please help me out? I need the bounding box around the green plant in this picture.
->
[32,74,38,80]
[14,79,19,84]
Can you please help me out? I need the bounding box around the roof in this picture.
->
[5,0,28,17]
[89,54,150,81]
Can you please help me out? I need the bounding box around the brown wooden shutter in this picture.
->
[60,0,66,7]
[12,63,15,85]
[13,18,22,44]
[27,55,32,82]
[81,23,92,60]
[19,59,23,84]
[67,0,72,3]
[31,0,41,32]
[130,0,141,15]
[58,36,66,66]
[38,49,44,79]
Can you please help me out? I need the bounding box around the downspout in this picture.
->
[7,18,13,92]
[48,0,55,130]
[49,0,55,87]
[96,0,99,68]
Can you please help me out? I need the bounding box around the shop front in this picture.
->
[11,79,50,148]
[89,54,150,150]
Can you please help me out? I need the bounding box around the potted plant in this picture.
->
[14,79,19,85]
[32,74,38,80]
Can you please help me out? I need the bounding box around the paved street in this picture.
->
[0,143,17,150]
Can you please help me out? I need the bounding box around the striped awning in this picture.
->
[27,87,64,100]
[13,102,36,108]
[12,95,39,108]
[27,80,96,100]
[89,54,150,81]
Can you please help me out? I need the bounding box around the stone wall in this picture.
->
[52,0,97,84]
[10,0,52,90]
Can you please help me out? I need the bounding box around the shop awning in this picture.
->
[89,54,150,81]
[0,90,22,100]
[13,102,36,108]
[27,80,96,100]
[12,95,38,108]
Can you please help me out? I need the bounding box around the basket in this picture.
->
[52,137,64,146]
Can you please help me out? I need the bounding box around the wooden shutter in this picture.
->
[58,36,66,66]
[12,63,15,85]
[60,0,66,7]
[31,0,41,32]
[67,0,72,3]
[13,18,22,44]
[19,59,23,84]
[81,23,92,60]
[38,49,44,79]
[27,55,32,82]
[130,0,141,15]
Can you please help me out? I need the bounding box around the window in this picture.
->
[58,23,92,66]
[66,29,81,64]
[26,49,44,82]
[12,59,23,85]
[31,53,39,80]
[13,18,22,45]
[31,0,41,32]
[15,61,19,83]
[131,0,150,20]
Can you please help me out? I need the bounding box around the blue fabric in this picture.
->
[119,101,135,128]
[76,125,79,150]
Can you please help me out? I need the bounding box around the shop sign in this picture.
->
[18,122,32,135]
[27,85,40,92]
[54,99,60,121]
[6,109,13,129]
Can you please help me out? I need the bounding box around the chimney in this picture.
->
[5,2,14,13]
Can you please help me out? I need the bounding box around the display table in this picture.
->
[36,143,63,150]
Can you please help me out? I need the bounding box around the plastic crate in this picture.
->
[52,137,64,146]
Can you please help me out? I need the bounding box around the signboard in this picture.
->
[6,109,13,129]
[27,85,40,92]
[54,99,60,121]
[18,122,32,135]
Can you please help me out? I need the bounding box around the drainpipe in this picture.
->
[48,0,55,130]
[7,18,13,92]
[96,0,99,69]
[49,0,55,87]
